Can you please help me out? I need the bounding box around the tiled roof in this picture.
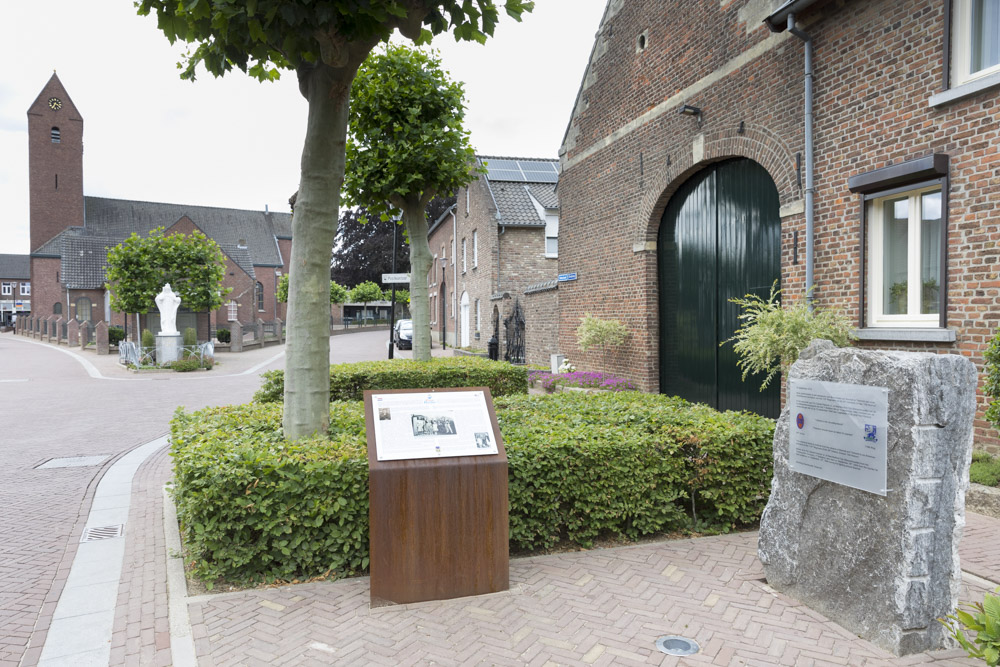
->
[216,243,256,279]
[60,236,116,289]
[272,214,293,239]
[0,254,30,280]
[477,155,559,227]
[83,197,291,267]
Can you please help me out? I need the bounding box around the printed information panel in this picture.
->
[788,379,889,496]
[371,390,499,461]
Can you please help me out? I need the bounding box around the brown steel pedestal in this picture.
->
[365,388,509,607]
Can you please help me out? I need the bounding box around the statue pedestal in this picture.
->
[156,333,183,364]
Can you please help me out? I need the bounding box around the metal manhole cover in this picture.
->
[656,636,700,656]
[81,525,124,542]
[36,455,109,469]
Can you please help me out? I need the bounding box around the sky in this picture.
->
[0,1,607,255]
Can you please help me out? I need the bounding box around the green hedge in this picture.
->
[971,451,1000,487]
[253,356,528,403]
[170,392,775,586]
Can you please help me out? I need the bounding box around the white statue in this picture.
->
[154,283,182,335]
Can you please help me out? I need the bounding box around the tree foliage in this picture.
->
[330,207,411,288]
[105,227,228,315]
[722,283,855,390]
[277,274,349,306]
[329,281,350,305]
[343,44,480,360]
[136,0,533,439]
[576,313,630,369]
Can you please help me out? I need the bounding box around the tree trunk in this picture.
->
[283,63,355,439]
[404,200,433,361]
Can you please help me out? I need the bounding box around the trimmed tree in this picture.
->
[105,228,228,338]
[278,274,350,308]
[136,0,533,438]
[349,280,384,324]
[343,44,480,361]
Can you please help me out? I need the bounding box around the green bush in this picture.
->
[254,357,529,404]
[984,329,1000,432]
[170,402,369,586]
[216,327,231,343]
[171,392,774,585]
[171,359,201,372]
[183,327,198,346]
[108,326,126,346]
[141,329,155,349]
[971,451,1000,488]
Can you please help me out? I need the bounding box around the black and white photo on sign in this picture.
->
[378,408,391,421]
[411,413,458,437]
[475,432,491,449]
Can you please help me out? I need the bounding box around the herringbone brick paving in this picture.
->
[187,528,991,666]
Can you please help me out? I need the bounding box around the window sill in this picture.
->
[929,71,1000,107]
[854,327,956,343]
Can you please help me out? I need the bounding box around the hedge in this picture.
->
[170,392,775,586]
[253,356,528,404]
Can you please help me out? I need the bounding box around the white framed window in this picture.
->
[953,0,1000,86]
[462,238,467,273]
[20,283,30,296]
[545,213,559,258]
[1,283,11,296]
[867,185,943,328]
[228,300,238,321]
[472,230,478,267]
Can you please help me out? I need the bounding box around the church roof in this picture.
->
[477,156,559,227]
[0,254,30,280]
[41,197,289,290]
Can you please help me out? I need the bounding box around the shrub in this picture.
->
[202,356,215,370]
[170,392,774,584]
[984,329,1000,432]
[723,282,855,390]
[170,402,369,586]
[216,327,231,343]
[576,313,629,367]
[971,451,1000,488]
[254,357,529,404]
[183,327,198,346]
[172,359,201,372]
[108,325,126,346]
[141,329,155,349]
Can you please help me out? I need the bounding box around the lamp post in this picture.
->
[440,256,447,350]
[388,222,397,360]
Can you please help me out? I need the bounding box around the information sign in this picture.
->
[370,390,499,461]
[381,273,411,284]
[788,379,889,496]
[557,273,578,282]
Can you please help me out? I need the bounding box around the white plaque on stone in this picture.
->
[370,390,499,461]
[787,378,889,496]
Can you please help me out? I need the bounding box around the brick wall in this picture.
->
[524,284,559,367]
[558,0,1000,452]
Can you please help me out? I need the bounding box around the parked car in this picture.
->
[393,319,413,350]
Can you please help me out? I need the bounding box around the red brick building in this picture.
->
[427,156,560,365]
[26,73,291,340]
[558,0,1000,450]
[0,254,31,327]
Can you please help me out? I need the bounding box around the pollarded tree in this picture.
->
[105,227,228,338]
[343,44,481,361]
[277,274,349,309]
[136,0,533,438]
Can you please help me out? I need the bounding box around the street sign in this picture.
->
[557,273,578,282]
[382,273,411,284]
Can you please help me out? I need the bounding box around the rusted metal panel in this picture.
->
[366,387,509,607]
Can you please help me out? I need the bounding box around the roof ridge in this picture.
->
[85,195,290,216]
[476,155,559,163]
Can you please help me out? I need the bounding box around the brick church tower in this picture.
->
[27,72,84,254]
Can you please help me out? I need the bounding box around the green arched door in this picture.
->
[658,158,781,417]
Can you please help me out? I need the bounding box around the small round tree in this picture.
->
[343,44,481,360]
[349,280,384,324]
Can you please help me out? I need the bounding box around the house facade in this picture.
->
[427,156,560,365]
[0,254,31,327]
[26,73,291,340]
[558,0,1000,450]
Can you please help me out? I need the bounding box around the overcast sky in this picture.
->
[0,1,606,255]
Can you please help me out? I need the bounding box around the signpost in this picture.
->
[381,273,410,283]
[787,378,889,496]
[366,388,509,606]
[557,272,577,282]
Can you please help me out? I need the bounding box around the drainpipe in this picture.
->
[787,13,815,308]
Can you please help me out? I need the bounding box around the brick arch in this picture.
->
[638,126,798,244]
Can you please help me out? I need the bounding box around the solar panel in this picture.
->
[483,158,559,183]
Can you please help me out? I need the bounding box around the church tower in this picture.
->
[27,72,84,253]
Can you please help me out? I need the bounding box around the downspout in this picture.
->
[787,13,815,307]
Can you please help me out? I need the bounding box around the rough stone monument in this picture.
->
[758,340,976,656]
[154,283,183,364]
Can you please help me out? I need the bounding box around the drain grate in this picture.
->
[81,525,124,542]
[656,636,700,656]
[37,455,110,469]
